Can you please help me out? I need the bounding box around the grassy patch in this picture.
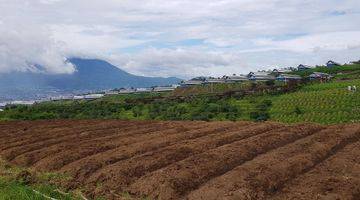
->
[0,159,83,200]
[269,79,360,124]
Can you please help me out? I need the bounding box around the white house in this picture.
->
[181,77,206,86]
[105,90,119,95]
[0,102,6,109]
[51,96,73,101]
[205,77,227,84]
[309,72,333,80]
[326,60,341,67]
[73,95,86,100]
[153,84,179,92]
[119,88,136,94]
[350,60,360,64]
[276,74,302,82]
[9,101,35,106]
[135,88,152,93]
[84,94,104,100]
[248,72,276,81]
[273,68,292,74]
[297,64,312,71]
[224,74,248,82]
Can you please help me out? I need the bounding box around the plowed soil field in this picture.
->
[0,120,359,200]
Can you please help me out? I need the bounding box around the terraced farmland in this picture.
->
[0,120,359,200]
[270,79,360,124]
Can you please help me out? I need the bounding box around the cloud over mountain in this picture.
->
[0,10,74,74]
[0,0,360,77]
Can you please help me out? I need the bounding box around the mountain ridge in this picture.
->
[0,58,181,100]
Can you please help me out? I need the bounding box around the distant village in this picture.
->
[181,60,345,86]
[0,60,357,111]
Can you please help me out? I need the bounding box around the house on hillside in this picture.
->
[0,103,6,109]
[276,74,302,82]
[84,94,104,100]
[272,68,292,74]
[297,64,311,71]
[350,60,360,64]
[204,77,227,84]
[105,90,119,95]
[153,85,179,92]
[135,88,152,93]
[119,88,136,94]
[50,96,62,101]
[73,95,85,100]
[181,77,206,86]
[63,96,74,101]
[248,72,276,81]
[224,74,248,82]
[52,96,73,101]
[326,60,341,67]
[0,109,3,112]
[9,101,35,106]
[309,72,333,81]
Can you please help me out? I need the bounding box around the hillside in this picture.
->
[47,58,181,90]
[0,63,359,124]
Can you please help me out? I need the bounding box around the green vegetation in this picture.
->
[290,64,360,79]
[0,159,83,200]
[173,82,253,96]
[0,178,75,200]
[270,79,360,124]
[0,64,359,124]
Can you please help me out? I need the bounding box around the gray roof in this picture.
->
[309,72,333,78]
[277,74,302,79]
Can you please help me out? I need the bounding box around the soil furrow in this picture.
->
[11,121,177,167]
[85,122,280,193]
[59,122,241,188]
[1,120,359,200]
[58,122,211,174]
[0,120,125,147]
[0,121,65,139]
[0,120,140,151]
[187,124,360,200]
[1,121,156,161]
[127,124,323,200]
[31,122,190,171]
[270,141,360,200]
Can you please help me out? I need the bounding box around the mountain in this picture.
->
[0,58,181,101]
[47,58,181,90]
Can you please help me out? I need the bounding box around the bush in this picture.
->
[294,107,303,115]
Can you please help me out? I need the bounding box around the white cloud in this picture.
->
[253,31,360,53]
[107,48,250,78]
[0,0,359,77]
[0,17,74,74]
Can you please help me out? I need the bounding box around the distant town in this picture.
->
[0,59,358,111]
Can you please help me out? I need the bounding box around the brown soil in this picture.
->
[0,120,359,200]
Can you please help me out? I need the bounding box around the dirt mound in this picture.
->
[0,119,359,200]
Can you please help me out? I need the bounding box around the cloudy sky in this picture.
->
[1,0,360,78]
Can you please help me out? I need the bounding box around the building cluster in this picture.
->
[0,85,181,108]
[68,84,180,100]
[0,59,356,110]
[181,60,342,86]
[0,100,36,110]
[0,103,5,112]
